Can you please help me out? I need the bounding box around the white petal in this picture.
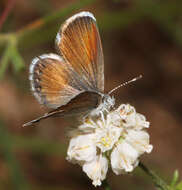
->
[126,130,153,154]
[117,104,150,130]
[135,113,150,129]
[117,104,137,127]
[107,110,121,127]
[117,104,136,117]
[83,155,108,187]
[111,141,139,174]
[67,134,96,163]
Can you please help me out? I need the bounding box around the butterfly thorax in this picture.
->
[89,94,115,117]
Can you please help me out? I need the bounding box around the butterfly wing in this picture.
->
[29,53,87,109]
[25,12,104,126]
[26,53,101,126]
[56,11,104,92]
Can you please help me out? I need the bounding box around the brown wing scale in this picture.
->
[29,54,86,109]
[56,12,104,92]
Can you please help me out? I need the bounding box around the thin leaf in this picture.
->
[170,170,179,188]
[0,44,11,79]
[11,46,25,73]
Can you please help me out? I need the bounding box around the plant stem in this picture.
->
[0,44,11,79]
[103,179,111,190]
[139,162,169,190]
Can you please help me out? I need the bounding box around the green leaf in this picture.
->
[11,46,25,73]
[0,44,11,79]
[176,181,182,190]
[170,170,179,188]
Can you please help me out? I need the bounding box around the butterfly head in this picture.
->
[102,94,115,111]
[89,93,115,117]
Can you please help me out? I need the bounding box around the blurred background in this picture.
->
[0,0,182,189]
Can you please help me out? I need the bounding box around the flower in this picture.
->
[111,141,139,174]
[67,134,96,164]
[66,104,153,186]
[83,155,108,186]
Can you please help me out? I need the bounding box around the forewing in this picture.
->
[56,11,104,92]
[29,53,87,109]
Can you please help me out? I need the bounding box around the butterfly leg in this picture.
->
[100,111,106,126]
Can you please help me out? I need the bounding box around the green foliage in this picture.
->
[176,182,182,190]
[169,170,182,190]
[0,34,24,79]
[170,170,179,188]
[139,166,182,190]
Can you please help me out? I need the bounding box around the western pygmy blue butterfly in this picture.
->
[23,11,141,127]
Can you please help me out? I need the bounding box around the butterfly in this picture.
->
[23,11,141,127]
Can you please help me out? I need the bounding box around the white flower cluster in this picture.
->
[67,104,153,186]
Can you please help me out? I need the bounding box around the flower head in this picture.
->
[67,104,153,186]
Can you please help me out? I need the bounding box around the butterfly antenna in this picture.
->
[108,75,142,95]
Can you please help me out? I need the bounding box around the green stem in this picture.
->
[139,162,169,190]
[0,44,11,79]
[103,179,111,190]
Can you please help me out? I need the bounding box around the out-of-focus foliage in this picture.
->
[169,171,182,190]
[0,34,24,79]
[0,0,182,189]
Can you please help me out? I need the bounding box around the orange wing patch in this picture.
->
[56,12,104,92]
[29,54,82,109]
